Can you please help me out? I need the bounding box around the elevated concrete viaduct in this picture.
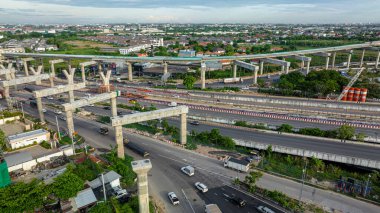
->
[21,57,34,76]
[234,60,259,84]
[261,58,291,74]
[111,105,189,158]
[286,55,312,73]
[49,59,64,87]
[312,52,331,70]
[79,61,97,83]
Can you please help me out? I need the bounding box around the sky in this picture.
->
[0,0,380,24]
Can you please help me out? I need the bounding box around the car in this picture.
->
[194,182,208,193]
[103,106,111,110]
[189,121,200,125]
[181,166,195,176]
[59,115,66,121]
[54,110,62,115]
[112,186,128,199]
[99,127,109,135]
[117,111,123,116]
[257,206,275,213]
[46,96,54,100]
[42,109,47,113]
[230,196,247,207]
[88,104,95,107]
[168,102,177,107]
[167,192,179,205]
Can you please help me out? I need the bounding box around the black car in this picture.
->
[117,111,123,116]
[230,196,247,207]
[103,106,111,110]
[189,121,200,125]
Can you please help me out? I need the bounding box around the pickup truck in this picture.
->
[224,157,250,172]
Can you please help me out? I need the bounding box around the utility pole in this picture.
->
[101,173,107,201]
[364,174,371,197]
[298,159,308,203]
[20,102,24,119]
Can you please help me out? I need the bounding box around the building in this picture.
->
[73,188,98,212]
[119,44,150,55]
[178,50,196,57]
[88,170,122,190]
[7,129,50,150]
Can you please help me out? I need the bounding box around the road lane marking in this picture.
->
[181,189,195,213]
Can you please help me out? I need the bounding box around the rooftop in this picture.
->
[88,171,121,189]
[74,188,97,209]
[4,152,33,167]
[8,129,48,142]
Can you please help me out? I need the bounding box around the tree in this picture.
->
[183,75,196,89]
[356,133,366,142]
[245,171,263,192]
[50,171,84,199]
[337,125,355,141]
[0,129,6,150]
[277,124,293,133]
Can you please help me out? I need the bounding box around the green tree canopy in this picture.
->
[50,171,84,199]
[183,75,197,89]
[337,125,355,141]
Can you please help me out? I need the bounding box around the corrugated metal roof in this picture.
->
[4,152,33,167]
[75,188,97,209]
[8,129,48,142]
[88,171,121,189]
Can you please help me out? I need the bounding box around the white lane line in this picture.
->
[181,188,195,213]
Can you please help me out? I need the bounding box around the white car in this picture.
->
[47,96,54,100]
[195,182,208,193]
[42,109,47,113]
[257,206,275,213]
[59,116,66,121]
[168,102,177,107]
[181,166,194,176]
[168,192,179,205]
[54,110,62,115]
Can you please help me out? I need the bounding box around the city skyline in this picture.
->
[1,0,380,24]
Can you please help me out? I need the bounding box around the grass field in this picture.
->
[64,40,115,49]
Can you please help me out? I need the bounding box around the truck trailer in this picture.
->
[223,157,250,172]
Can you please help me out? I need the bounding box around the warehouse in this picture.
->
[7,129,50,150]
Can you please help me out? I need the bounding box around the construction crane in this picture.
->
[336,67,365,101]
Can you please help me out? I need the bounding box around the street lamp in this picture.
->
[364,174,371,197]
[299,160,308,203]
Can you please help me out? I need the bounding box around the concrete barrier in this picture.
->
[234,139,380,170]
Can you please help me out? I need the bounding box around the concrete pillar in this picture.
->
[201,62,206,89]
[306,60,311,74]
[99,70,112,92]
[281,65,285,72]
[260,61,264,75]
[36,97,45,123]
[180,113,187,145]
[80,64,86,83]
[50,63,55,87]
[360,49,366,68]
[115,125,124,159]
[68,90,75,103]
[300,60,305,70]
[4,86,12,109]
[332,52,336,68]
[127,62,133,81]
[29,66,43,85]
[285,65,289,74]
[66,110,74,139]
[131,159,152,213]
[233,63,237,78]
[163,62,168,75]
[325,56,330,70]
[347,52,352,69]
[111,97,117,117]
[23,61,29,76]
[376,51,380,69]
[253,69,258,85]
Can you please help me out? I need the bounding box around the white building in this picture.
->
[7,129,50,149]
[119,44,150,55]
[88,170,122,189]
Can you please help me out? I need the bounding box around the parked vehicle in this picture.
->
[29,100,37,108]
[168,102,177,107]
[46,96,54,100]
[54,110,62,115]
[257,205,275,213]
[195,182,208,193]
[42,109,47,113]
[230,196,247,207]
[168,192,180,205]
[224,157,250,172]
[99,127,109,135]
[205,204,222,213]
[124,140,150,157]
[181,165,195,176]
[103,106,111,110]
[59,116,66,121]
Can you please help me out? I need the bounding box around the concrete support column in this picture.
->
[163,62,168,75]
[4,86,11,109]
[80,64,86,83]
[376,51,380,69]
[115,125,124,159]
[180,113,187,145]
[127,62,133,81]
[253,69,258,85]
[36,97,45,123]
[260,61,264,75]
[68,90,75,103]
[306,61,311,74]
[111,97,117,117]
[30,66,43,85]
[285,65,289,74]
[325,56,330,70]
[332,52,336,68]
[300,60,305,70]
[99,70,112,92]
[281,65,285,72]
[201,62,206,89]
[50,63,55,87]
[23,61,29,76]
[347,52,352,69]
[66,110,74,139]
[132,160,152,213]
[233,63,237,78]
[360,49,366,68]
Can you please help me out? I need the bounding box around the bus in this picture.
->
[124,140,149,157]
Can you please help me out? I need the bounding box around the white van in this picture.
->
[181,165,195,176]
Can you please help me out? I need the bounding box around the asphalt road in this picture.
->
[17,100,285,213]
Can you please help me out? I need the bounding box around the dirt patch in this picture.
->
[0,121,25,136]
[150,196,166,213]
[194,144,241,160]
[64,40,114,49]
